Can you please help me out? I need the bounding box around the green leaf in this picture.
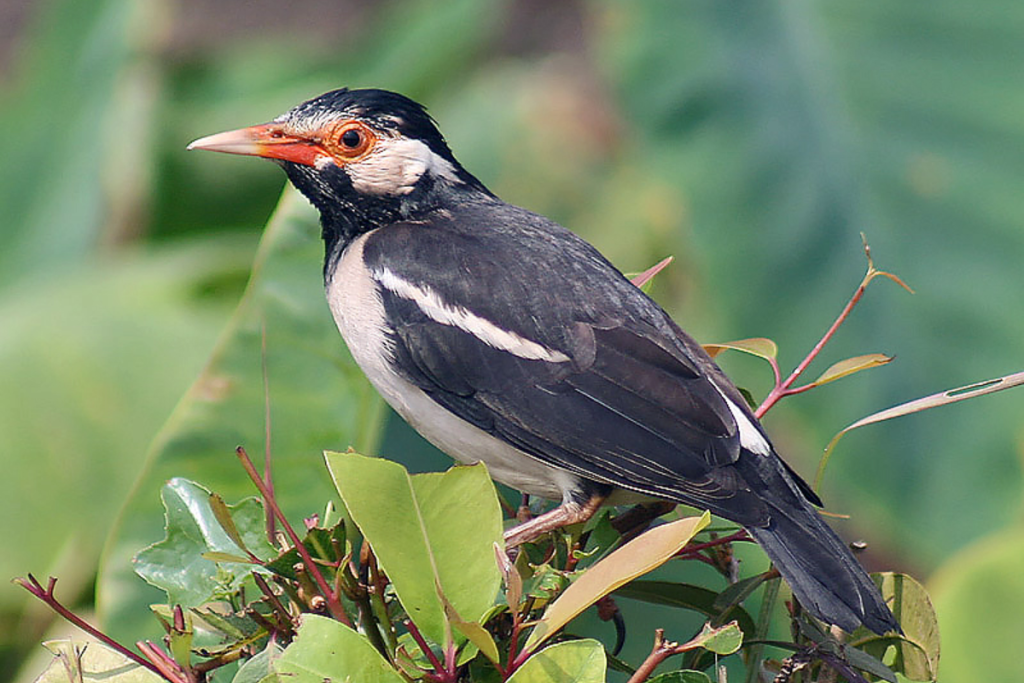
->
[232,641,283,683]
[712,573,771,614]
[614,580,757,635]
[687,621,743,656]
[133,478,273,607]
[35,640,163,683]
[325,452,503,645]
[0,0,163,286]
[0,237,252,610]
[648,671,713,683]
[97,190,388,643]
[703,338,778,362]
[273,615,404,683]
[930,528,1024,683]
[524,512,710,652]
[507,639,607,683]
[852,573,939,681]
[807,354,894,388]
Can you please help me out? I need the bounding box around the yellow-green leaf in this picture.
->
[703,338,778,361]
[36,640,164,683]
[523,512,710,652]
[854,573,939,681]
[808,353,893,388]
[508,639,606,683]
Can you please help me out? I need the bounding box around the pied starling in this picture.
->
[189,88,899,635]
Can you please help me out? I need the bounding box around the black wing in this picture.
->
[361,205,789,526]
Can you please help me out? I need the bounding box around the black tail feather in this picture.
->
[746,501,900,635]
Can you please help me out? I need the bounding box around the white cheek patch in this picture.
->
[709,380,772,456]
[374,267,571,363]
[348,137,462,196]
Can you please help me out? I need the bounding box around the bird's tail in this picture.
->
[746,500,900,635]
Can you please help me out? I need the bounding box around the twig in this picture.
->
[14,574,173,681]
[260,319,277,540]
[235,447,352,626]
[625,629,689,683]
[755,240,909,419]
[135,641,189,683]
[405,619,451,682]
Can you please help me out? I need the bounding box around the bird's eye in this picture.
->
[341,128,362,148]
[325,121,375,161]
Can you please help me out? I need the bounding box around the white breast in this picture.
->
[326,231,576,502]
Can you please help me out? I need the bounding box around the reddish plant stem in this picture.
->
[251,573,295,636]
[235,447,352,627]
[137,641,192,683]
[260,319,277,541]
[504,613,526,677]
[14,574,172,680]
[405,619,452,682]
[675,530,751,558]
[625,629,689,683]
[756,271,874,420]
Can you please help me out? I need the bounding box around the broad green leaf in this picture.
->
[524,512,710,652]
[133,479,273,607]
[232,641,283,683]
[34,640,163,683]
[273,615,403,683]
[97,190,388,643]
[507,639,606,683]
[0,0,162,285]
[712,573,771,614]
[930,528,1024,683]
[703,338,778,362]
[326,452,503,645]
[687,621,742,656]
[850,573,938,681]
[451,618,501,667]
[648,672,713,683]
[816,370,1024,490]
[808,354,894,388]
[614,580,756,635]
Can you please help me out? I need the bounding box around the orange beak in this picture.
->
[187,123,327,167]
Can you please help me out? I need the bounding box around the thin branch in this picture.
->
[625,629,682,683]
[235,447,352,626]
[14,574,171,680]
[260,318,277,541]
[755,242,908,418]
[405,619,449,681]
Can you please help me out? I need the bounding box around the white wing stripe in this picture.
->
[709,379,772,456]
[374,267,571,363]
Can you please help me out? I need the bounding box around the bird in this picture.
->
[188,87,899,635]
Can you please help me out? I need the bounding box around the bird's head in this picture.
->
[188,88,489,242]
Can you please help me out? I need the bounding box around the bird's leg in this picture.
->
[516,493,532,523]
[503,493,605,548]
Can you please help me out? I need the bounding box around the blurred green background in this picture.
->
[2,0,1023,681]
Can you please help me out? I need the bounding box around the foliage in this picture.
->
[18,451,935,683]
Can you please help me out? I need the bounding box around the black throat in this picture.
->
[281,158,492,283]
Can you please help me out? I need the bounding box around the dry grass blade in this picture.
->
[816,370,1024,490]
